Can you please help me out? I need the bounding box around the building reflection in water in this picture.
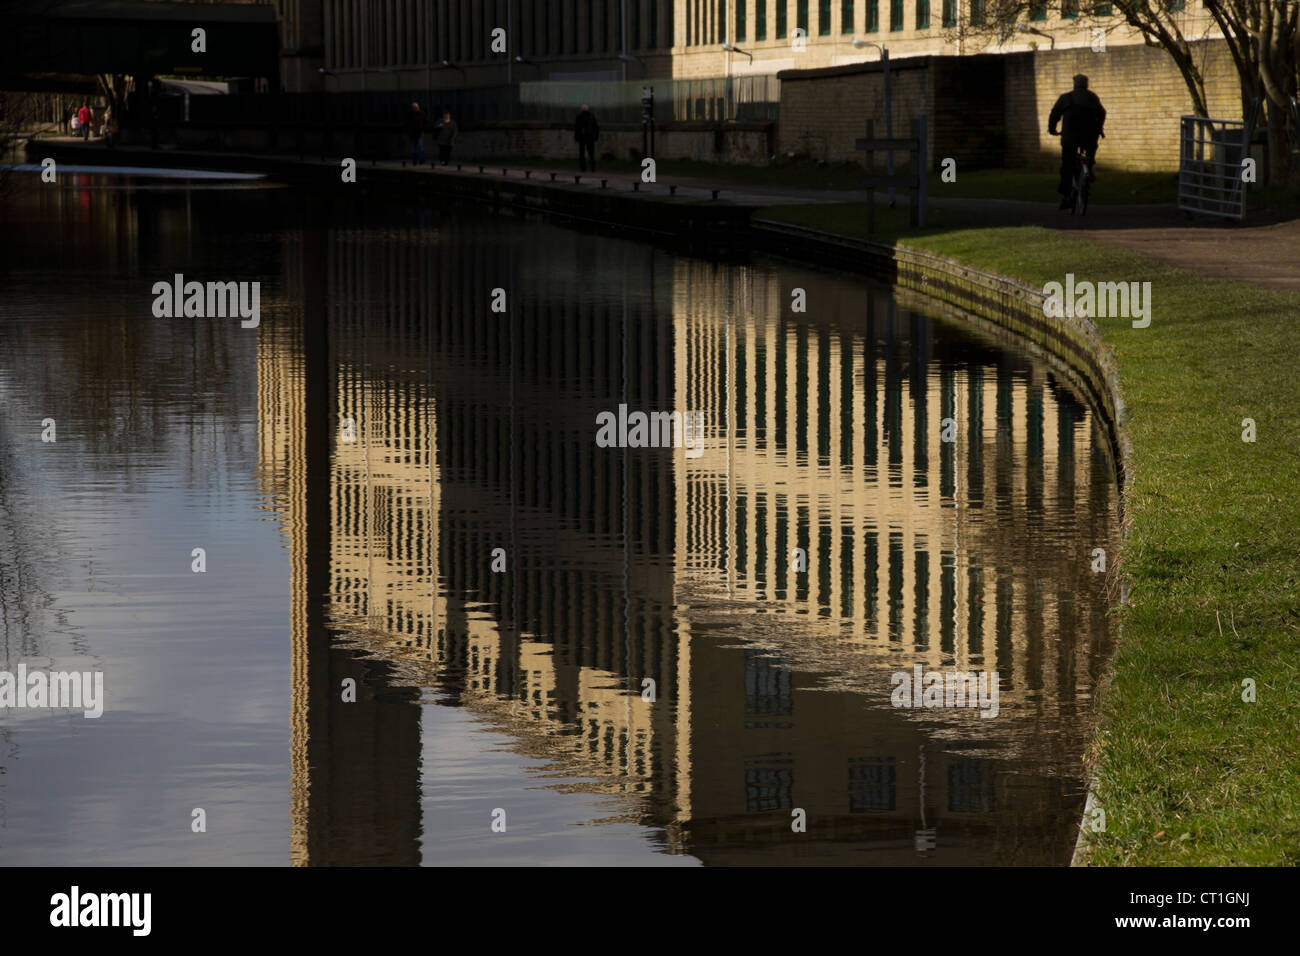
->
[257,213,1119,866]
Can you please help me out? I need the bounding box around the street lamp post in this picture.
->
[853,39,894,206]
[1017,24,1057,50]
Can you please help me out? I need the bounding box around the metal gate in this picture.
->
[1178,116,1250,220]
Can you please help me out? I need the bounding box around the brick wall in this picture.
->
[777,38,1243,173]
[777,59,935,166]
[1005,40,1242,172]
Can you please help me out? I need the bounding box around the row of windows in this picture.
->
[329,0,668,70]
[745,758,996,813]
[700,0,1197,44]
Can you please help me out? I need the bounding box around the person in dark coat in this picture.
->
[406,102,427,165]
[1048,74,1106,208]
[434,111,458,165]
[574,104,599,172]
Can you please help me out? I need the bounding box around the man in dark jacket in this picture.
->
[574,105,599,172]
[406,102,426,165]
[1048,74,1106,209]
[434,111,458,165]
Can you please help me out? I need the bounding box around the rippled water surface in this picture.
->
[0,171,1118,865]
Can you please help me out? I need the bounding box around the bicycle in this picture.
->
[1068,145,1092,216]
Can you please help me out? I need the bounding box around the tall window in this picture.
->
[842,0,855,33]
[1165,0,1185,8]
[970,0,984,25]
[819,0,832,34]
[737,0,747,40]
[1094,3,1112,14]
[758,0,767,38]
[798,0,809,35]
[650,0,659,46]
[942,0,956,26]
[1062,0,1079,17]
[1030,1,1046,19]
[916,0,929,27]
[867,0,879,30]
[890,0,903,31]
[719,0,728,42]
[778,0,788,37]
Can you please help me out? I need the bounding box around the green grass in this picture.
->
[759,203,1300,866]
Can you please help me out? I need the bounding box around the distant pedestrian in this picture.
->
[406,102,427,165]
[434,111,458,165]
[102,105,116,147]
[77,103,92,141]
[574,105,599,172]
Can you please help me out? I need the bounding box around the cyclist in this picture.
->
[1048,74,1107,210]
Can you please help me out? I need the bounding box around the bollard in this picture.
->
[479,165,484,173]
[550,172,556,181]
[575,175,581,184]
[712,189,720,200]
[502,168,507,176]
[601,179,607,188]
[669,185,677,196]
[525,170,532,179]
[633,182,639,191]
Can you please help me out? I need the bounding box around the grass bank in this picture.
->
[759,203,1300,865]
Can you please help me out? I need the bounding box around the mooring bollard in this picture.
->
[478,165,484,174]
[601,179,607,188]
[550,172,556,181]
[502,168,507,176]
[525,170,532,179]
[669,185,677,196]
[575,175,581,184]
[633,182,639,191]
[712,189,720,200]
[457,164,462,171]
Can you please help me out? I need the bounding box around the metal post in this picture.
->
[884,49,894,208]
[915,115,927,227]
[865,119,875,235]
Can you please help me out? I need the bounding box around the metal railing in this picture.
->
[186,75,780,128]
[1178,116,1249,220]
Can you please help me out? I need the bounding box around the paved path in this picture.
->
[24,139,1300,291]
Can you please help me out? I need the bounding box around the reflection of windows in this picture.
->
[948,758,996,813]
[746,759,794,811]
[849,757,897,811]
[745,649,793,725]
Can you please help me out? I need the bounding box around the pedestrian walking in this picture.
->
[406,102,427,165]
[574,105,599,172]
[435,111,458,165]
[77,102,93,141]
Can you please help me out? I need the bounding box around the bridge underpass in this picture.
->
[0,0,280,92]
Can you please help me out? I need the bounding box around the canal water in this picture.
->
[0,169,1118,865]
